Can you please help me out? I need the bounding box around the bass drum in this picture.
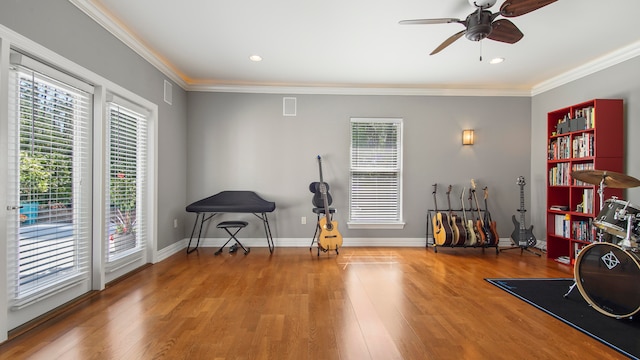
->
[575,242,640,318]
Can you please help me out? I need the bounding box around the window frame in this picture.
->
[348,117,404,230]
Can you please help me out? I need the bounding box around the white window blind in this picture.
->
[350,118,403,224]
[105,102,147,262]
[8,56,92,300]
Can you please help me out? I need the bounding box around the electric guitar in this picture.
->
[461,187,477,246]
[510,176,537,248]
[432,184,453,246]
[316,155,342,252]
[447,185,466,246]
[483,186,500,246]
[471,179,491,245]
[468,186,484,245]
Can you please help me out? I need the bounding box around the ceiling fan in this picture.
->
[399,0,557,56]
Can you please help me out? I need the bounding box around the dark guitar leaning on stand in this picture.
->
[502,176,541,256]
[447,185,467,246]
[316,155,342,255]
[483,186,500,246]
[432,184,453,246]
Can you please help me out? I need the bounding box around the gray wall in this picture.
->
[187,92,532,241]
[0,0,189,251]
[531,56,640,239]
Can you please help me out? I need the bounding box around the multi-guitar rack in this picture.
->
[425,208,500,254]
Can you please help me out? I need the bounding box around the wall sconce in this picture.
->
[462,129,475,145]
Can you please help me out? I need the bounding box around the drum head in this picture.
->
[575,242,640,318]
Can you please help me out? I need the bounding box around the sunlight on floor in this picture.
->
[337,251,399,269]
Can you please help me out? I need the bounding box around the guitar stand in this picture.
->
[500,244,542,256]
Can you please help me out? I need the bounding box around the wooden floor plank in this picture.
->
[0,246,629,359]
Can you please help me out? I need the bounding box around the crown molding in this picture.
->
[186,83,532,97]
[69,0,188,89]
[531,40,640,96]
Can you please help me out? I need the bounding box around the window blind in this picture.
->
[105,102,147,262]
[8,59,92,300]
[350,118,402,223]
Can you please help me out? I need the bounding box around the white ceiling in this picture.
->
[72,0,640,95]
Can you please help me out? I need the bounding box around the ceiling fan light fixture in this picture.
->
[468,0,497,9]
[489,57,504,64]
[249,55,263,62]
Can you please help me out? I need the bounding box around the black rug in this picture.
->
[486,278,640,359]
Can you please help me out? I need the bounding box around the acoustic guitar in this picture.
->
[470,179,490,245]
[461,187,477,246]
[316,155,342,253]
[447,185,466,246]
[432,184,453,246]
[483,186,500,246]
[510,176,537,248]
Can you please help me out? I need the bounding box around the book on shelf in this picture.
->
[555,256,570,265]
[550,205,569,211]
[571,218,594,242]
[555,214,570,237]
[549,163,570,186]
[582,189,594,214]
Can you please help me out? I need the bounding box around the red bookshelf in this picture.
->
[546,99,623,264]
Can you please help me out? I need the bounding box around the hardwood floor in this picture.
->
[0,246,627,359]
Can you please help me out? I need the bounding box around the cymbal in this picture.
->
[571,170,640,188]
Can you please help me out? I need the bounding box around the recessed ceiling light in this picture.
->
[489,57,504,64]
[249,55,262,62]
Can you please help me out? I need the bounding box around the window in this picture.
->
[105,99,148,263]
[349,118,404,229]
[8,52,93,302]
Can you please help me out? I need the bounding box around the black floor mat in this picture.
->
[486,278,640,359]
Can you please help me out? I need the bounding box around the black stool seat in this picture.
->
[215,221,250,255]
[217,220,248,229]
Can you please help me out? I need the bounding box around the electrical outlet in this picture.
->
[301,216,306,225]
[173,219,178,228]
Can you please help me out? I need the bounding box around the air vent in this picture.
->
[164,80,172,105]
[283,97,296,116]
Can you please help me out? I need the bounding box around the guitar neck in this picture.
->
[519,185,526,230]
[317,156,331,217]
[473,191,484,224]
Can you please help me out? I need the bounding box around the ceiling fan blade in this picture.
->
[399,18,462,25]
[500,0,557,17]
[430,30,466,55]
[487,19,523,44]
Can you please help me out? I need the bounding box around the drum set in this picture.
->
[569,170,640,319]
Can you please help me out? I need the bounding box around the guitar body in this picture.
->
[466,219,477,246]
[318,216,343,251]
[471,180,488,246]
[446,185,465,246]
[432,184,454,246]
[475,219,487,245]
[463,188,478,246]
[451,215,466,246]
[449,217,460,245]
[486,218,499,246]
[433,212,453,246]
[511,215,536,247]
[482,187,499,246]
